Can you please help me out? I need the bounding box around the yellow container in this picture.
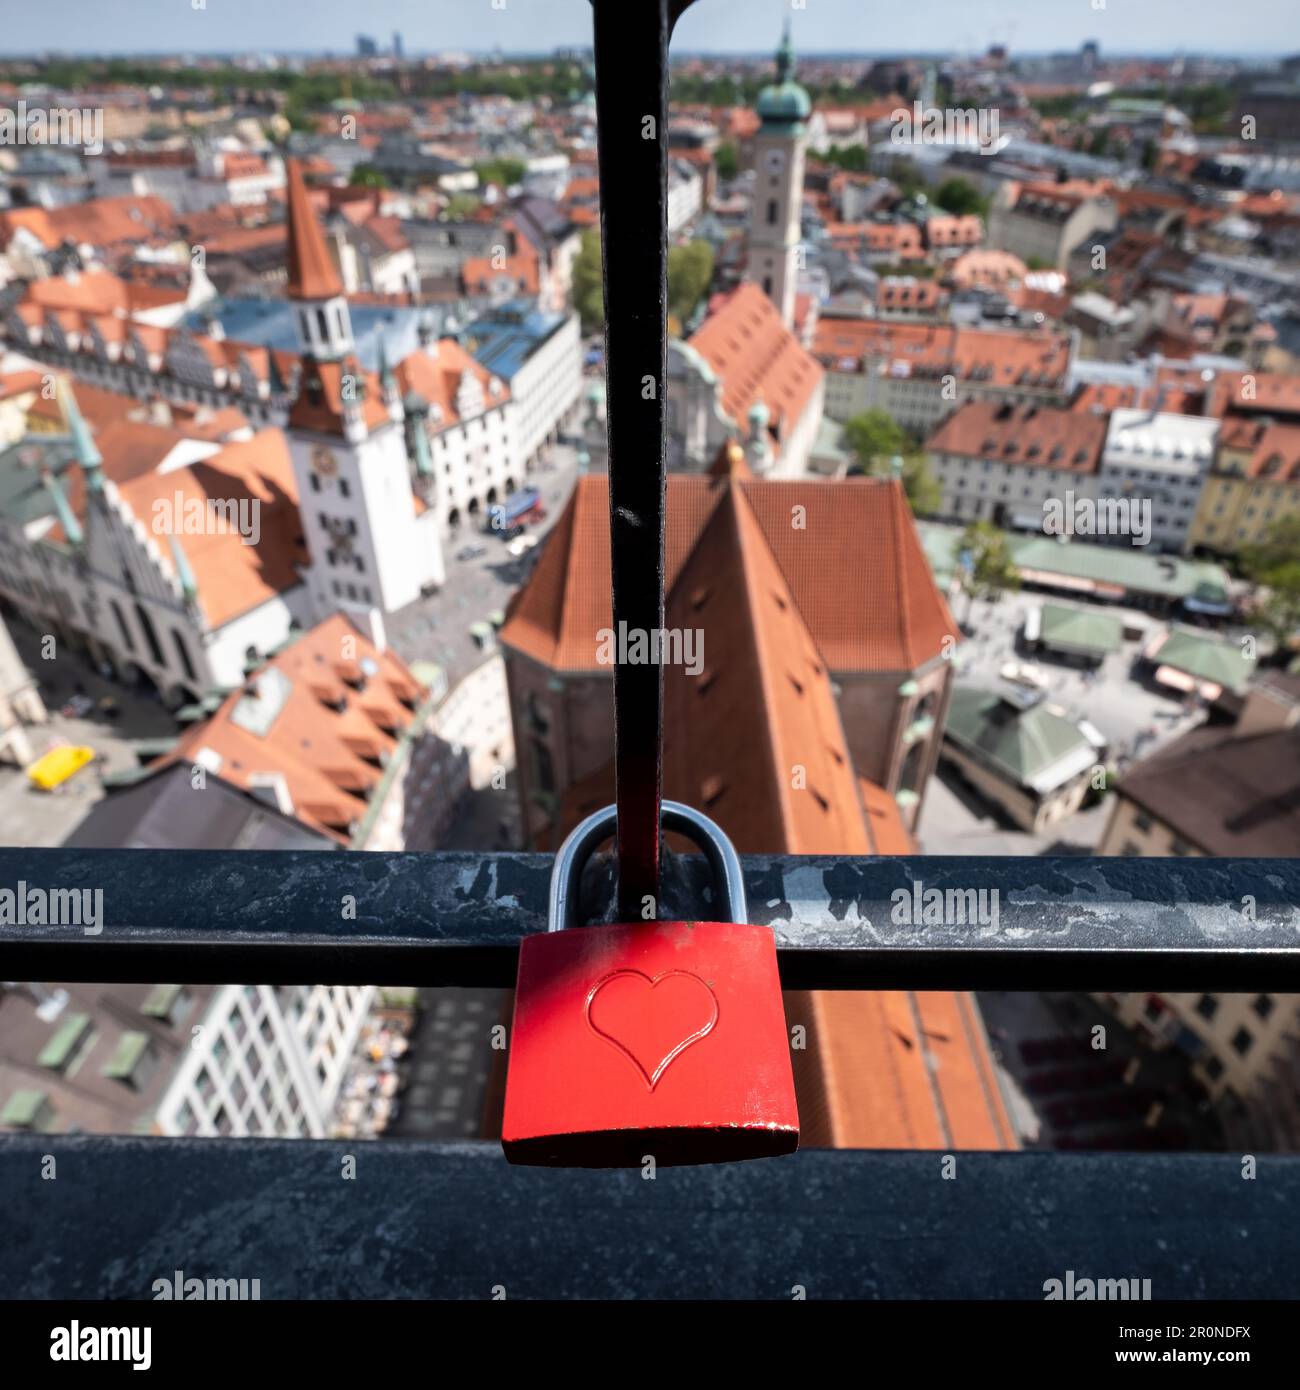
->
[27,745,95,790]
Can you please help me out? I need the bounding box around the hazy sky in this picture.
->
[2,0,1297,57]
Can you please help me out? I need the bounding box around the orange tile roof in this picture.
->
[928,400,1107,472]
[0,369,44,402]
[1208,370,1300,420]
[461,223,540,295]
[924,213,983,247]
[363,215,409,255]
[687,282,823,441]
[285,157,344,301]
[165,613,422,841]
[502,471,960,677]
[1227,421,1300,483]
[23,269,187,318]
[801,988,1016,1148]
[878,277,942,311]
[948,248,1027,289]
[812,316,1072,391]
[114,429,306,628]
[396,340,509,427]
[286,355,390,437]
[0,195,180,253]
[655,484,878,855]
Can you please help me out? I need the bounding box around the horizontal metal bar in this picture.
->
[2,1135,1296,1299]
[0,848,1297,989]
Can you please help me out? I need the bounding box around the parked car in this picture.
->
[999,660,1049,691]
[506,534,540,558]
[455,544,487,562]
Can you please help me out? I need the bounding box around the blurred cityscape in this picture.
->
[1,3,1299,1158]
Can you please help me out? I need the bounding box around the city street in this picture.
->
[384,442,582,680]
[0,619,178,847]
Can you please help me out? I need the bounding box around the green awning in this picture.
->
[1039,602,1123,656]
[100,764,159,789]
[102,1031,150,1082]
[142,985,183,1020]
[37,1012,90,1069]
[132,737,180,761]
[1,1088,49,1128]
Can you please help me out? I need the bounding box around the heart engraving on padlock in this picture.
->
[585,968,720,1091]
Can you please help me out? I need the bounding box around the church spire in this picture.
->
[285,158,353,360]
[286,158,343,301]
[776,18,794,83]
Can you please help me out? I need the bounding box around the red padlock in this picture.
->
[501,800,799,1167]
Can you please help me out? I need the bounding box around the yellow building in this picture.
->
[1187,416,1300,554]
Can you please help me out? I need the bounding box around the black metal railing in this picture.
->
[0,847,1297,990]
[2,845,1299,1298]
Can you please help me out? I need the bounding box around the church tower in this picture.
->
[283,159,443,618]
[286,159,353,360]
[748,23,810,330]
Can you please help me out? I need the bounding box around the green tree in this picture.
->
[713,141,738,181]
[571,230,605,333]
[822,143,869,173]
[442,194,482,220]
[1240,516,1300,655]
[957,520,1021,621]
[475,158,527,189]
[934,176,986,218]
[843,408,912,468]
[667,240,714,324]
[843,410,940,516]
[349,165,388,189]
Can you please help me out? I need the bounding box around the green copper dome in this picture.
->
[756,24,810,129]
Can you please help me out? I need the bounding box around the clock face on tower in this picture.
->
[764,148,786,176]
[311,445,338,478]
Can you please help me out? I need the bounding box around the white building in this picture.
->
[667,158,704,234]
[398,332,518,535]
[462,300,582,471]
[0,385,312,706]
[925,400,1109,526]
[153,983,374,1138]
[1100,410,1220,552]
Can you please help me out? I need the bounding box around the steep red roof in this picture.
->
[502,472,960,677]
[165,614,422,841]
[928,400,1108,473]
[285,158,344,301]
[687,282,823,442]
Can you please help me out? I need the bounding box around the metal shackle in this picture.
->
[548,800,748,932]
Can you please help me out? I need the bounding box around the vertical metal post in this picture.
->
[590,0,689,919]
